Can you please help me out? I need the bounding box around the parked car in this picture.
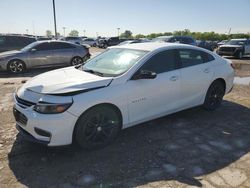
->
[13,42,234,149]
[152,36,197,46]
[61,37,83,45]
[217,40,228,47]
[98,37,124,48]
[0,40,90,73]
[118,39,150,46]
[37,37,53,41]
[216,39,250,59]
[81,38,97,47]
[0,35,36,53]
[197,40,217,51]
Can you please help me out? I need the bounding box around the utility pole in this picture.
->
[52,0,57,39]
[63,27,66,37]
[117,28,120,38]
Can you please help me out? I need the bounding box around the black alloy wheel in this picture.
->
[74,105,122,150]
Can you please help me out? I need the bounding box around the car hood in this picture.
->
[0,50,21,57]
[18,67,113,95]
[220,44,243,48]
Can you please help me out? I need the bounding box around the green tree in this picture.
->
[68,30,79,37]
[135,34,146,39]
[46,30,52,37]
[120,30,133,38]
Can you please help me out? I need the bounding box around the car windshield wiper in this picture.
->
[83,68,104,77]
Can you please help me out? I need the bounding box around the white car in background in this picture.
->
[81,38,97,47]
[13,43,234,149]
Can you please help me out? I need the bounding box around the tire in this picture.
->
[7,60,26,74]
[103,44,108,48]
[236,51,243,59]
[203,81,225,111]
[71,56,83,66]
[74,105,122,150]
[82,53,90,62]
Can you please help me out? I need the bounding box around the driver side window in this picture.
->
[35,42,51,51]
[140,50,177,74]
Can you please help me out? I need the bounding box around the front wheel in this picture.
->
[74,105,122,150]
[7,60,26,74]
[203,81,225,111]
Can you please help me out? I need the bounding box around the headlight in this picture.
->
[34,102,72,114]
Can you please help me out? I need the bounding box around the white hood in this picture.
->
[18,67,113,95]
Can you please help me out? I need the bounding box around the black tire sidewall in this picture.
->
[71,57,83,66]
[203,81,225,111]
[74,105,122,150]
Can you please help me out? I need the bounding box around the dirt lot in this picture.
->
[0,48,250,188]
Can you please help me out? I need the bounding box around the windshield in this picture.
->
[226,40,246,45]
[83,48,148,77]
[20,42,38,51]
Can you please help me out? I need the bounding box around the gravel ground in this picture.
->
[0,48,250,188]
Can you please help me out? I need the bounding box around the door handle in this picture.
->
[170,76,178,81]
[203,68,210,73]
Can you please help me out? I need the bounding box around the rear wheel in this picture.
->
[71,56,83,66]
[203,81,225,111]
[7,60,26,74]
[74,105,122,150]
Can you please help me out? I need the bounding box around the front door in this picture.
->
[127,49,182,125]
[27,42,53,68]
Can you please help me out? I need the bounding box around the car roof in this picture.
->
[110,42,196,52]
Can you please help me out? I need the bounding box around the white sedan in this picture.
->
[13,42,234,149]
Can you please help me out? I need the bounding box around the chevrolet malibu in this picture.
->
[13,43,234,149]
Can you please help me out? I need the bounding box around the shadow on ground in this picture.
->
[8,101,250,188]
[0,67,63,79]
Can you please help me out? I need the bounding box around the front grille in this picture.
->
[15,95,35,108]
[13,108,28,126]
[219,47,236,52]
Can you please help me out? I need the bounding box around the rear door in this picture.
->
[177,49,215,108]
[127,49,182,124]
[50,42,74,66]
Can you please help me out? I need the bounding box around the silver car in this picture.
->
[0,40,90,73]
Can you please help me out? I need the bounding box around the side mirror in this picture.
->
[30,48,37,53]
[132,70,157,80]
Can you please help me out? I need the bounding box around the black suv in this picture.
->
[0,35,36,53]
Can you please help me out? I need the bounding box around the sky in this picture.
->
[0,0,250,37]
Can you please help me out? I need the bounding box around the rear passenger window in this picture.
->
[141,50,177,74]
[52,42,74,50]
[201,51,215,62]
[178,49,214,68]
